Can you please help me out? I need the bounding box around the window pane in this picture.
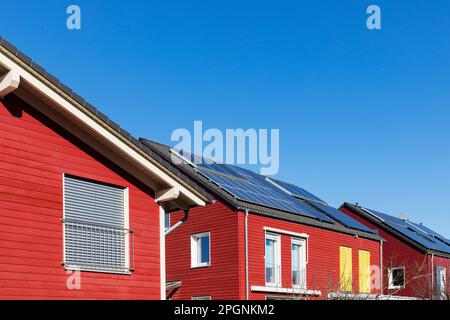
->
[392,269,405,287]
[266,238,275,284]
[165,214,170,230]
[292,244,300,285]
[199,235,210,264]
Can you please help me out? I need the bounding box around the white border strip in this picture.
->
[160,206,166,300]
[328,292,421,300]
[251,286,321,297]
[264,227,309,239]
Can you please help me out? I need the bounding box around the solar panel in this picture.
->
[266,178,326,204]
[265,178,376,234]
[172,149,248,179]
[363,208,450,254]
[197,168,334,223]
[364,209,437,241]
[310,202,376,233]
[408,222,450,246]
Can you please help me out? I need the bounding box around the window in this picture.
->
[292,238,307,289]
[436,267,447,299]
[63,175,130,273]
[339,246,353,292]
[191,232,210,268]
[165,213,171,231]
[265,233,281,286]
[192,296,211,300]
[388,267,405,290]
[358,250,371,294]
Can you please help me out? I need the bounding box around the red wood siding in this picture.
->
[166,201,240,300]
[243,212,381,300]
[433,255,450,297]
[0,95,161,300]
[341,207,435,298]
[166,198,381,300]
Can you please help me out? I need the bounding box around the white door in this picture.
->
[436,267,447,299]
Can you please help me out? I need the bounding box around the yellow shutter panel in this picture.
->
[359,250,371,294]
[339,246,353,292]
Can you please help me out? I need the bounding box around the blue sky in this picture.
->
[2,1,450,236]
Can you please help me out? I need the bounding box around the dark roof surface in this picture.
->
[0,36,212,203]
[342,203,450,257]
[140,138,383,241]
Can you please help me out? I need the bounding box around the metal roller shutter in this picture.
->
[63,175,128,272]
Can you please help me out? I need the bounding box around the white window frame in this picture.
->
[388,267,406,290]
[291,238,307,290]
[192,296,212,300]
[191,232,211,268]
[62,173,130,274]
[265,232,281,287]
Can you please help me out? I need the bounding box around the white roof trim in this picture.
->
[264,227,309,238]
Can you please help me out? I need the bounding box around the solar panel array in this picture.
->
[266,178,377,234]
[198,165,334,223]
[310,202,375,233]
[409,222,450,246]
[266,178,326,204]
[363,208,450,254]
[179,155,378,234]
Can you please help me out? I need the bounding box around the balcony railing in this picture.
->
[62,219,134,274]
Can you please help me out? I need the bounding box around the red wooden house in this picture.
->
[0,37,211,299]
[340,203,450,299]
[141,140,383,300]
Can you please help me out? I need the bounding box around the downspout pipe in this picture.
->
[431,253,435,299]
[165,208,189,236]
[245,208,249,300]
[380,240,384,296]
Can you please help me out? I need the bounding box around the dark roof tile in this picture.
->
[16,51,32,66]
[83,101,97,114]
[119,129,132,140]
[70,92,86,106]
[57,82,72,96]
[44,71,59,86]
[30,62,46,76]
[129,137,141,146]
[0,39,18,55]
[95,111,109,123]
[107,119,120,131]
